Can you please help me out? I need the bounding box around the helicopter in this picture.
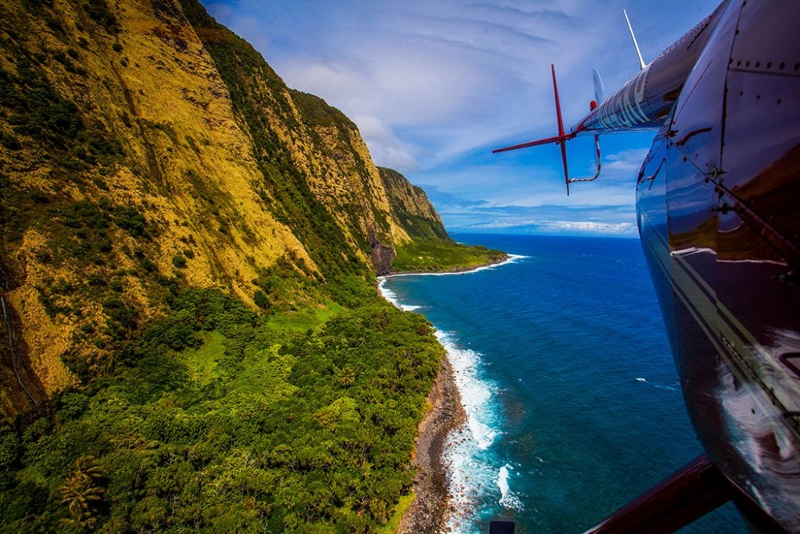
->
[494,1,800,531]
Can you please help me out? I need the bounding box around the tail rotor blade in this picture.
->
[560,140,570,195]
[552,64,566,138]
[493,134,571,153]
[551,64,570,195]
[592,68,605,104]
[492,64,582,196]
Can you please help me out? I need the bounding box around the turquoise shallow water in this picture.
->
[380,234,747,534]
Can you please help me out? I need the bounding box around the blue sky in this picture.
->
[200,0,720,236]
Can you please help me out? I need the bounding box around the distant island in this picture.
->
[0,0,502,532]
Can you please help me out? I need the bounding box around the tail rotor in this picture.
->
[492,64,578,195]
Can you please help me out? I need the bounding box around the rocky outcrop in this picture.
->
[370,231,396,276]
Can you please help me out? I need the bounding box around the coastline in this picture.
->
[380,254,520,532]
[398,355,465,533]
[384,253,516,278]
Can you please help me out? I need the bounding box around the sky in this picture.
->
[200,0,721,236]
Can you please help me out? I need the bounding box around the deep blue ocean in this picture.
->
[379,234,747,534]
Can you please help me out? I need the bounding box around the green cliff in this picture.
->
[0,0,499,531]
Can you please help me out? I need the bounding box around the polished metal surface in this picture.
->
[495,0,800,529]
[636,1,800,530]
[576,1,729,134]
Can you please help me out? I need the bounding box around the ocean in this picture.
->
[379,234,747,534]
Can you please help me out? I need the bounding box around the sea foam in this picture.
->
[438,331,507,532]
[438,331,499,450]
[377,254,527,282]
[498,464,524,511]
[378,260,522,532]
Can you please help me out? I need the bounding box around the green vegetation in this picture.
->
[377,492,415,534]
[0,32,124,267]
[0,289,442,532]
[291,90,357,143]
[291,91,395,243]
[393,239,507,273]
[378,167,450,242]
[83,0,120,34]
[19,196,164,372]
[0,2,509,532]
[0,49,120,172]
[395,211,449,241]
[171,254,187,268]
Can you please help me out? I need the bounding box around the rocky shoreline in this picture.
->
[398,355,465,533]
[380,254,515,532]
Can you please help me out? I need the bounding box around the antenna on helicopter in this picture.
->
[623,9,647,70]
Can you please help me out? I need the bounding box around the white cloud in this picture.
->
[202,0,720,233]
[467,219,636,235]
[604,148,650,177]
[288,62,364,97]
[353,115,418,172]
[535,220,636,234]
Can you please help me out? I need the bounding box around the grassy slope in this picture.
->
[376,167,507,273]
[393,239,507,273]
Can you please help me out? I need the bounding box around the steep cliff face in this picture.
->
[177,0,413,263]
[379,166,450,242]
[0,0,444,420]
[290,91,412,250]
